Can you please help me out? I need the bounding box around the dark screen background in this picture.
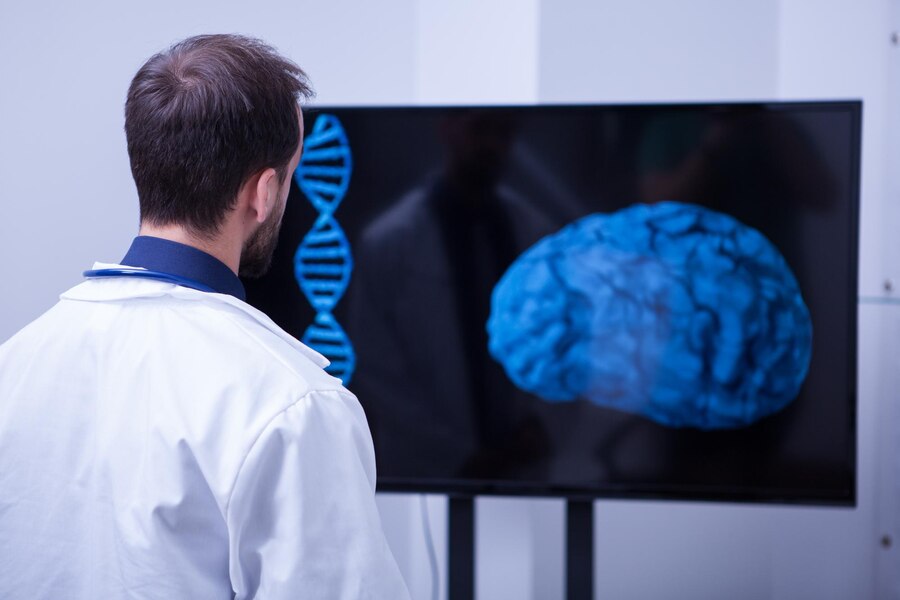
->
[244,103,859,504]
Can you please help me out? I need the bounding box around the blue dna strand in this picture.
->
[293,114,356,384]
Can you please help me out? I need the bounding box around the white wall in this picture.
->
[877,1,900,595]
[1,1,897,599]
[415,0,538,104]
[538,0,781,103]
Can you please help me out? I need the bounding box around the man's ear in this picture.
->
[253,167,279,224]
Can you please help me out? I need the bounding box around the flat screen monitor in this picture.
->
[244,102,860,505]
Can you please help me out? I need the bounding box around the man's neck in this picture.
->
[138,223,241,275]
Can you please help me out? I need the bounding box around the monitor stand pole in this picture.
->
[448,495,475,600]
[447,496,594,600]
[566,499,594,600]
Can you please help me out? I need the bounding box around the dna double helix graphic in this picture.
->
[293,114,355,384]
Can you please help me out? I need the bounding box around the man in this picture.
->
[0,34,410,599]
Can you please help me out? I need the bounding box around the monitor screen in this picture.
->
[244,102,860,504]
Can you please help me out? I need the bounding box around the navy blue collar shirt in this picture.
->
[120,235,247,301]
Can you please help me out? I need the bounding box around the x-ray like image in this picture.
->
[487,202,813,429]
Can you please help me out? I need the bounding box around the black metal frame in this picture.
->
[447,496,596,600]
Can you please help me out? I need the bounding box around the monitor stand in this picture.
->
[448,496,594,599]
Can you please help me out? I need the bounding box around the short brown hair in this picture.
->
[125,34,313,237]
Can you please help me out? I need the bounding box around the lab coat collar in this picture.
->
[62,262,330,369]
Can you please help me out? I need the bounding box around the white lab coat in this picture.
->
[0,264,411,600]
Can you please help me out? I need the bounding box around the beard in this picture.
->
[238,211,284,279]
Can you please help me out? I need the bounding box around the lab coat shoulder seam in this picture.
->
[223,388,347,519]
[212,306,323,383]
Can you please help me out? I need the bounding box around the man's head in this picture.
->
[125,34,313,276]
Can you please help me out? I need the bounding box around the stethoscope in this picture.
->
[82,268,216,293]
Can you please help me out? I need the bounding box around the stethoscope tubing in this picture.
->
[83,268,216,294]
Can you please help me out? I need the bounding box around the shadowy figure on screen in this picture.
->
[347,110,555,480]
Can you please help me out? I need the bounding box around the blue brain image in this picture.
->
[487,201,812,429]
